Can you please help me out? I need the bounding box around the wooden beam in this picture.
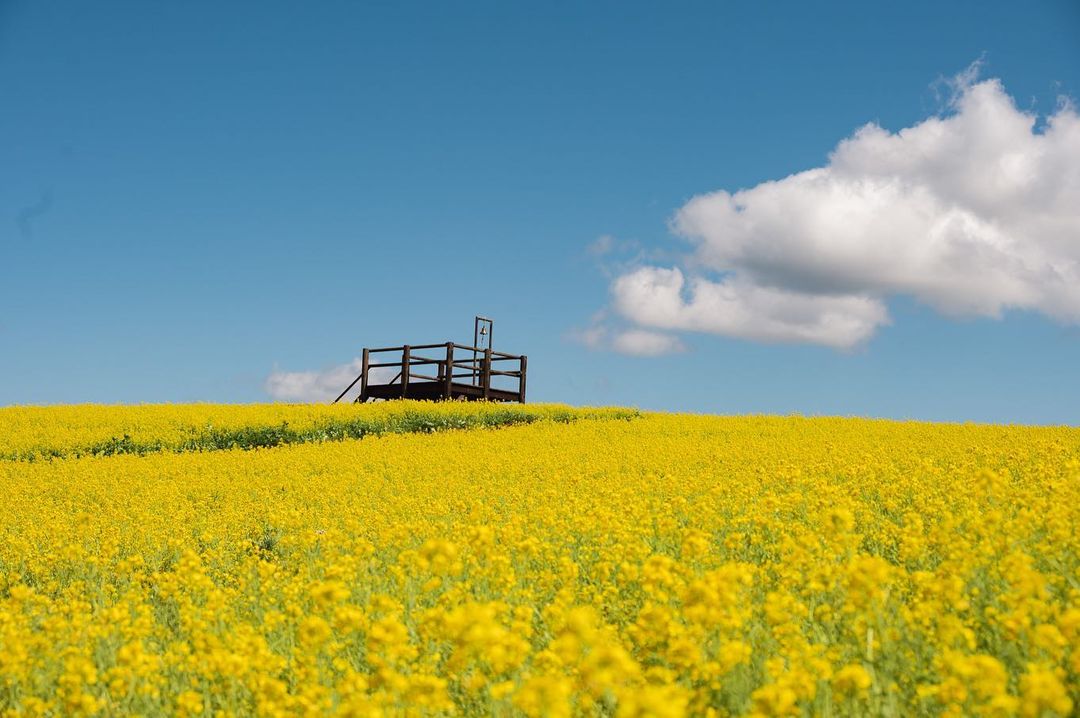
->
[359,348,370,403]
[482,348,491,400]
[444,343,454,400]
[519,355,527,403]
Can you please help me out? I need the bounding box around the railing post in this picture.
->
[444,343,454,400]
[482,348,492,400]
[519,355,527,403]
[359,348,370,403]
[401,345,410,398]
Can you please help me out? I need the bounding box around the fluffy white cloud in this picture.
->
[605,70,1080,351]
[612,267,887,349]
[264,358,393,403]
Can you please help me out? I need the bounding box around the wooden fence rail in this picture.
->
[333,342,527,404]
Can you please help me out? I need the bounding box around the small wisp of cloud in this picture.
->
[16,190,53,240]
[569,312,686,357]
[265,358,394,403]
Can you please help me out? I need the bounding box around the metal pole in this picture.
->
[473,315,493,387]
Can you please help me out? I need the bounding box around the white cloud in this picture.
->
[610,328,686,356]
[568,311,687,356]
[604,68,1080,351]
[612,267,887,350]
[264,358,393,403]
[568,321,610,352]
[588,234,617,256]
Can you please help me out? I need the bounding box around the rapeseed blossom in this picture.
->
[0,403,1078,716]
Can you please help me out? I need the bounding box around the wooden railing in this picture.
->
[333,342,527,403]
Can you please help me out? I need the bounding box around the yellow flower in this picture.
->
[403,674,453,711]
[176,690,203,717]
[616,683,690,718]
[309,580,350,607]
[514,675,574,718]
[750,683,799,717]
[1018,665,1073,718]
[831,664,871,697]
[298,616,332,649]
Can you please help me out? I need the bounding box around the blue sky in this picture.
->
[2,1,1079,422]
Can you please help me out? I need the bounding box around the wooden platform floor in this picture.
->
[363,380,522,403]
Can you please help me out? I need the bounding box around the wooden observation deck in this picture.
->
[334,342,527,404]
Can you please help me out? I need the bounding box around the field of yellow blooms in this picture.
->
[1,402,1078,717]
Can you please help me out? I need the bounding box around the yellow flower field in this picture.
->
[0,402,632,460]
[0,404,1078,717]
